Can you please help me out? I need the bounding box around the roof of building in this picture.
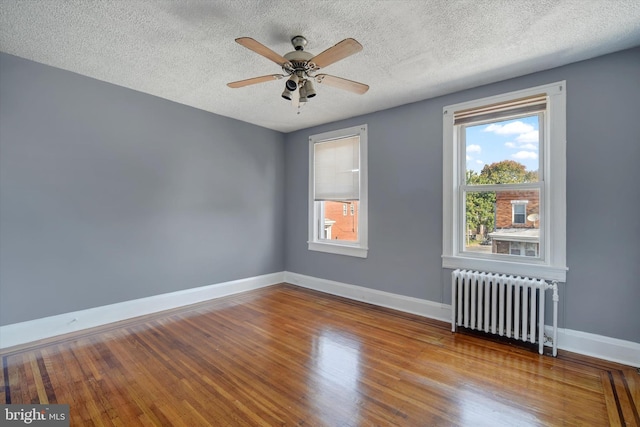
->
[489,228,539,242]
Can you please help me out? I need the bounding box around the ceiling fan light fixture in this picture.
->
[285,74,299,91]
[305,79,317,98]
[281,86,293,100]
[299,85,308,103]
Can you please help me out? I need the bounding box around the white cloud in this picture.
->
[476,160,484,165]
[466,155,471,161]
[516,130,539,143]
[519,143,538,150]
[466,144,481,153]
[512,151,538,160]
[484,121,533,135]
[505,142,516,148]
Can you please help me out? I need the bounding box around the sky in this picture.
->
[465,115,539,174]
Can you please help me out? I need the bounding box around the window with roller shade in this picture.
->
[308,124,368,258]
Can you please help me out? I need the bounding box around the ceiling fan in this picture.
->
[227,35,369,108]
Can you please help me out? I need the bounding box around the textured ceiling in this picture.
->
[1,1,639,133]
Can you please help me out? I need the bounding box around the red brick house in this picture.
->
[323,201,359,241]
[489,190,540,257]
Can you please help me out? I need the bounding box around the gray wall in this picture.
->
[284,47,640,343]
[0,53,285,325]
[2,48,639,344]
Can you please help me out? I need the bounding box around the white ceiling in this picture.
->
[1,1,639,133]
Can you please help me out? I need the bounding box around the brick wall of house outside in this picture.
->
[495,190,540,229]
[324,201,358,241]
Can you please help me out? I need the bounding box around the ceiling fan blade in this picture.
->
[309,38,363,70]
[235,37,291,67]
[315,74,369,95]
[227,74,284,88]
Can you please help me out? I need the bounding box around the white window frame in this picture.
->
[442,82,567,281]
[308,124,368,258]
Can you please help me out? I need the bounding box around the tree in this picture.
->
[479,160,538,184]
[465,160,537,241]
[465,171,495,239]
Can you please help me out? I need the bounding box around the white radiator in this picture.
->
[451,269,558,356]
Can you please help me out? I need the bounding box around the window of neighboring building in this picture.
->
[509,242,539,257]
[442,82,567,281]
[510,242,523,256]
[512,201,527,224]
[308,124,368,258]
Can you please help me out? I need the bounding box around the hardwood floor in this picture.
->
[2,284,638,426]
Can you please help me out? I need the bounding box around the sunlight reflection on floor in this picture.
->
[310,328,362,422]
[459,387,541,427]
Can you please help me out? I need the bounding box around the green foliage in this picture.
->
[465,160,537,238]
[480,160,538,184]
[466,191,495,235]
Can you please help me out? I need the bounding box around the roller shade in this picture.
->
[454,94,547,125]
[314,136,360,201]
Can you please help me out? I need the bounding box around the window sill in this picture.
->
[308,241,368,258]
[442,255,567,282]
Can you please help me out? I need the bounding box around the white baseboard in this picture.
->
[285,271,639,367]
[0,272,284,350]
[284,271,452,323]
[545,326,640,367]
[3,271,638,367]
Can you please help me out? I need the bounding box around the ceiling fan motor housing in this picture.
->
[283,50,314,74]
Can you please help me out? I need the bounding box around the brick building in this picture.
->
[323,201,359,241]
[489,190,540,257]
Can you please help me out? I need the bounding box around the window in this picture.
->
[508,242,539,257]
[512,201,528,224]
[308,124,368,258]
[442,82,567,281]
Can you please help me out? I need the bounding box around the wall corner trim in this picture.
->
[0,272,285,350]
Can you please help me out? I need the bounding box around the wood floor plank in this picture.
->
[611,369,640,426]
[625,367,640,425]
[2,284,638,426]
[0,356,7,404]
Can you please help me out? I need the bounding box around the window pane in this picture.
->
[465,115,540,185]
[513,203,526,224]
[319,200,359,242]
[464,188,540,258]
